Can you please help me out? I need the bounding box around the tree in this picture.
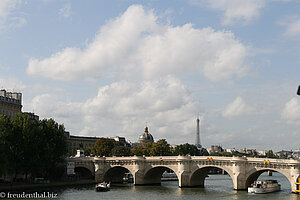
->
[174,143,200,156]
[131,142,153,156]
[83,147,92,156]
[92,138,116,157]
[11,113,40,179]
[111,144,131,156]
[210,152,232,157]
[0,114,12,176]
[266,150,278,159]
[150,139,172,156]
[0,114,67,180]
[38,118,67,178]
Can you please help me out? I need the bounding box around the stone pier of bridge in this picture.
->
[67,155,300,192]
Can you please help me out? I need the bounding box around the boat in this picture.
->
[161,171,178,181]
[123,173,134,183]
[248,180,281,194]
[95,182,110,192]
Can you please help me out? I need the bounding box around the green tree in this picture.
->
[174,143,200,156]
[266,150,278,159]
[38,118,67,178]
[111,143,131,156]
[210,152,233,157]
[150,139,172,156]
[0,114,12,176]
[0,114,67,180]
[4,113,28,179]
[11,113,40,179]
[82,147,92,156]
[131,142,153,156]
[92,138,116,156]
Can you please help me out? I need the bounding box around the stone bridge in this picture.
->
[66,156,300,192]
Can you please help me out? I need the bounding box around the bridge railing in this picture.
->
[66,156,300,165]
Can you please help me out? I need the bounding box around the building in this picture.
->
[257,150,268,157]
[0,90,39,121]
[275,150,293,159]
[65,133,130,156]
[138,126,154,144]
[23,112,39,121]
[292,150,300,159]
[65,132,101,156]
[114,136,130,147]
[0,89,22,118]
[238,148,258,156]
[208,145,224,154]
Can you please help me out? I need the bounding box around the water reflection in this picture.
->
[174,187,182,196]
[33,172,300,200]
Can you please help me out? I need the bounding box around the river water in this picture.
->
[12,172,300,200]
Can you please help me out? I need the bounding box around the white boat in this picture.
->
[161,171,178,181]
[123,173,134,183]
[248,180,281,194]
[95,182,110,192]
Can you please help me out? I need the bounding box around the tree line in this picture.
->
[89,139,278,158]
[89,138,208,157]
[0,113,67,180]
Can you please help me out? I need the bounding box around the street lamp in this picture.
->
[298,85,300,95]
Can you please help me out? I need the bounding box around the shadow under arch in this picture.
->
[74,167,94,179]
[190,166,234,188]
[143,166,179,186]
[104,166,133,184]
[246,169,291,190]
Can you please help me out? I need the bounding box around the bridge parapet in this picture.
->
[66,156,300,192]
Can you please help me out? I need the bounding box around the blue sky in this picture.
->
[1,0,300,151]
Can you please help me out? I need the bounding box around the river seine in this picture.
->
[46,172,299,200]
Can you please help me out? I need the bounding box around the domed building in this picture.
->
[138,126,154,143]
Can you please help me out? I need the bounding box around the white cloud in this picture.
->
[0,77,26,91]
[222,96,254,119]
[0,0,18,19]
[27,93,83,132]
[280,16,300,38]
[190,0,290,26]
[281,98,300,125]
[30,94,81,119]
[27,4,249,82]
[0,0,25,31]
[82,77,198,140]
[28,76,201,144]
[8,16,26,29]
[0,64,9,71]
[58,3,71,18]
[189,0,265,26]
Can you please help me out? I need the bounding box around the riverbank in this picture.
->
[0,179,95,192]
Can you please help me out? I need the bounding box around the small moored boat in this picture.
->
[95,182,110,192]
[248,180,281,194]
[123,173,134,183]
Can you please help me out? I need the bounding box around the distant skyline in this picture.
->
[1,0,300,151]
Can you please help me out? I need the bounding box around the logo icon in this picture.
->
[0,192,6,198]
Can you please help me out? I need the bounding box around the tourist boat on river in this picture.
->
[123,173,134,183]
[248,180,281,194]
[95,182,110,192]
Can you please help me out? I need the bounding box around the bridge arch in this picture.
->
[189,166,234,187]
[74,167,94,179]
[74,162,95,176]
[245,168,292,191]
[103,166,134,183]
[142,166,179,185]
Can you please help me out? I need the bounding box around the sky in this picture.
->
[1,0,300,151]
